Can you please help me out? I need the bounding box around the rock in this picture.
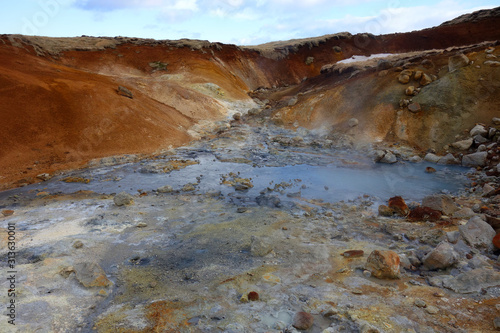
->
[408,206,442,222]
[462,151,488,167]
[380,151,397,164]
[424,153,441,163]
[113,192,134,206]
[388,196,409,216]
[374,150,385,162]
[233,112,242,121]
[425,167,436,173]
[438,153,459,165]
[378,205,394,217]
[342,250,364,258]
[398,73,411,84]
[493,117,500,125]
[494,233,500,249]
[453,207,475,219]
[443,268,500,293]
[489,128,497,139]
[36,173,52,181]
[409,156,422,163]
[247,291,259,301]
[366,250,401,279]
[414,71,423,80]
[157,185,173,193]
[293,312,314,330]
[422,241,459,270]
[494,317,500,330]
[473,134,489,145]
[422,194,458,215]
[182,183,196,192]
[73,262,112,288]
[73,240,84,249]
[377,59,392,71]
[2,209,14,217]
[117,86,133,99]
[447,231,460,244]
[483,183,496,196]
[425,306,439,314]
[408,102,421,113]
[250,236,272,257]
[470,124,488,137]
[405,86,415,96]
[348,118,359,127]
[420,73,432,86]
[451,138,473,150]
[448,53,469,72]
[414,299,427,308]
[459,216,496,251]
[484,60,500,67]
[237,207,248,213]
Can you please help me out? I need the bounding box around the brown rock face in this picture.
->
[366,250,401,279]
[293,312,314,330]
[388,196,409,216]
[408,206,442,222]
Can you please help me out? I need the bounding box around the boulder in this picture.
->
[422,194,458,215]
[113,192,134,206]
[462,151,488,167]
[408,206,442,222]
[422,241,459,270]
[451,138,473,150]
[438,153,459,165]
[470,124,488,137]
[388,196,409,216]
[424,153,441,163]
[366,250,400,279]
[117,86,133,99]
[448,53,469,72]
[443,268,500,293]
[459,216,496,251]
[380,151,397,164]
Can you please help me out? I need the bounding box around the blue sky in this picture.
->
[2,0,498,45]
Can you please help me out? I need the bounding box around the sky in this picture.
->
[2,0,498,45]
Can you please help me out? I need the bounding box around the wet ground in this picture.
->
[3,122,499,333]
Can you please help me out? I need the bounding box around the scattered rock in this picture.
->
[250,236,272,257]
[182,183,196,192]
[414,71,423,80]
[378,205,394,217]
[408,206,442,222]
[247,291,259,301]
[405,86,415,96]
[73,240,84,249]
[237,207,248,213]
[453,207,475,219]
[462,151,488,167]
[157,185,173,193]
[73,262,112,288]
[117,86,133,99]
[422,241,459,270]
[422,194,458,215]
[451,138,473,150]
[342,250,364,258]
[136,222,147,228]
[424,153,441,163]
[447,231,460,244]
[408,102,421,113]
[348,118,359,127]
[438,153,459,165]
[420,73,432,86]
[443,268,500,293]
[36,173,52,181]
[493,117,500,125]
[483,183,496,196]
[459,216,496,251]
[484,60,500,67]
[448,53,470,72]
[388,196,409,216]
[366,250,401,279]
[409,156,422,163]
[232,112,242,121]
[425,167,436,173]
[470,124,488,137]
[113,192,134,206]
[381,151,397,164]
[493,233,500,249]
[414,299,427,308]
[293,312,314,330]
[398,73,411,84]
[425,306,439,314]
[2,210,14,217]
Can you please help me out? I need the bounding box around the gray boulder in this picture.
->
[443,268,500,293]
[113,192,134,206]
[424,153,441,163]
[422,194,458,216]
[462,151,488,167]
[470,124,488,137]
[422,241,459,270]
[380,151,397,164]
[451,138,473,150]
[437,153,459,165]
[459,216,496,251]
[157,185,173,193]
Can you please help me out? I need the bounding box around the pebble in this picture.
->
[136,222,147,228]
[293,312,314,330]
[415,299,427,308]
[494,317,500,330]
[426,306,439,314]
[247,291,259,301]
[433,292,445,297]
[73,240,84,249]
[237,207,248,213]
[1,209,14,217]
[342,250,364,258]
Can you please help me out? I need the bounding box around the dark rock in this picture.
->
[459,216,496,251]
[494,233,500,249]
[422,241,459,270]
[378,205,394,217]
[377,59,392,71]
[342,250,364,258]
[388,196,409,216]
[73,240,84,249]
[117,86,133,99]
[408,102,421,113]
[422,194,458,216]
[247,291,259,301]
[293,312,314,330]
[408,206,442,222]
[443,268,500,293]
[425,167,436,173]
[448,53,469,72]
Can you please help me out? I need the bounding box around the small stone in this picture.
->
[438,153,459,165]
[363,270,372,278]
[237,207,248,213]
[182,183,196,192]
[343,250,364,258]
[73,240,84,249]
[422,194,458,216]
[422,241,459,270]
[157,185,173,193]
[73,262,112,288]
[36,173,52,181]
[348,118,359,127]
[2,210,14,217]
[493,117,500,125]
[380,152,397,164]
[113,192,134,206]
[414,299,427,308]
[293,312,314,330]
[388,196,409,216]
[398,74,411,84]
[136,222,147,228]
[492,233,500,249]
[408,102,421,113]
[424,153,441,163]
[483,183,496,197]
[494,317,500,330]
[117,86,133,99]
[420,73,432,86]
[366,250,401,279]
[250,236,272,257]
[414,71,423,80]
[453,208,475,219]
[233,112,242,121]
[405,86,415,96]
[433,292,445,297]
[409,156,422,163]
[451,138,473,150]
[247,291,259,301]
[425,167,436,173]
[459,216,496,251]
[425,306,439,314]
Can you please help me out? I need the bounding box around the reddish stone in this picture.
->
[342,250,364,258]
[1,210,14,217]
[366,250,401,279]
[293,312,314,330]
[425,167,436,173]
[388,196,409,216]
[247,291,259,301]
[408,206,442,222]
[493,233,500,249]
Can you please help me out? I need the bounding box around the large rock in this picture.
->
[462,151,488,167]
[381,152,397,163]
[448,53,469,72]
[470,124,488,137]
[422,241,459,270]
[388,196,409,216]
[459,216,496,251]
[424,153,441,163]
[437,153,459,165]
[113,192,134,206]
[250,236,272,257]
[366,250,400,279]
[443,268,500,293]
[422,194,458,216]
[451,138,473,150]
